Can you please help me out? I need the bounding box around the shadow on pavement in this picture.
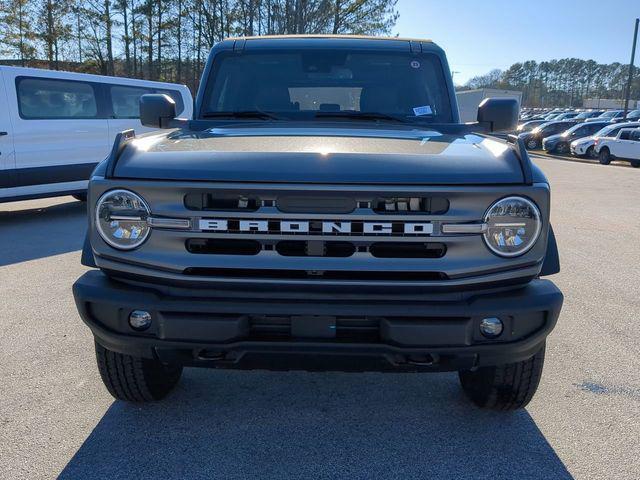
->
[0,200,86,266]
[59,370,572,479]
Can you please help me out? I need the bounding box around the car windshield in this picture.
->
[599,111,621,118]
[201,49,454,123]
[564,123,588,135]
[595,125,620,137]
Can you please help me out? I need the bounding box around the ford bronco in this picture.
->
[73,35,563,410]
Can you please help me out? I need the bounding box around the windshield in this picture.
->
[201,49,454,123]
[564,123,587,135]
[595,125,620,137]
[599,111,620,118]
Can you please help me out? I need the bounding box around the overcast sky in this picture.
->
[394,0,639,85]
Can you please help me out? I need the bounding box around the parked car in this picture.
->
[519,120,578,149]
[573,110,605,121]
[621,109,640,121]
[516,119,548,133]
[543,113,563,121]
[570,121,640,158]
[0,66,193,203]
[553,112,579,120]
[594,128,640,167]
[542,121,611,154]
[586,110,624,122]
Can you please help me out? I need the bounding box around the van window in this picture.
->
[110,85,185,118]
[17,78,98,119]
[619,130,631,140]
[111,85,153,118]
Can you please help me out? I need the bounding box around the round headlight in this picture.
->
[96,189,151,250]
[483,196,541,257]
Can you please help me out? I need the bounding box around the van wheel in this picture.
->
[73,193,87,202]
[598,148,611,165]
[630,160,640,168]
[94,341,183,402]
[458,343,545,410]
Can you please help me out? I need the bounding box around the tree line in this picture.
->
[460,58,640,108]
[0,0,399,91]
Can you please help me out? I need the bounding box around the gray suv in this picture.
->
[73,35,563,410]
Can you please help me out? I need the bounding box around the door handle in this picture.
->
[0,132,7,136]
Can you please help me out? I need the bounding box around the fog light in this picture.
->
[129,310,152,331]
[479,317,503,338]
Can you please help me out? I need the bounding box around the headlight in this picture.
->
[483,196,542,257]
[96,189,151,250]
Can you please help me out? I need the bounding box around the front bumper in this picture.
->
[73,271,563,372]
[571,143,588,156]
[542,140,556,151]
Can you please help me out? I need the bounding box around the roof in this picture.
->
[225,34,433,43]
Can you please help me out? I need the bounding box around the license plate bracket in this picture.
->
[291,315,337,339]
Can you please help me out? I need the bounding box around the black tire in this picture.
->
[630,159,640,168]
[525,138,539,150]
[73,193,87,202]
[598,148,611,165]
[585,145,595,158]
[555,142,569,155]
[458,343,545,410]
[95,341,183,402]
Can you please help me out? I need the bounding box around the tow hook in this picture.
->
[406,354,439,366]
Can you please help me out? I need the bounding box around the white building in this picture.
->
[582,98,640,109]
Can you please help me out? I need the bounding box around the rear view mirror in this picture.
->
[140,94,176,128]
[477,98,519,132]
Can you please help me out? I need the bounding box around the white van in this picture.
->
[0,66,193,203]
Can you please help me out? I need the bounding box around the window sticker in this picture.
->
[413,105,433,116]
[410,60,421,69]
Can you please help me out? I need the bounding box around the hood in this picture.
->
[543,133,564,143]
[113,125,527,185]
[518,131,535,140]
[572,135,595,145]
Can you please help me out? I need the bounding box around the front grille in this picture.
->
[186,239,261,255]
[276,196,356,213]
[372,196,449,214]
[276,241,355,257]
[185,193,260,211]
[249,315,380,342]
[369,242,446,258]
[92,181,548,286]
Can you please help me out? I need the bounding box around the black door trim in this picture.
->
[6,162,98,188]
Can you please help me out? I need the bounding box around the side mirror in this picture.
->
[140,94,176,128]
[477,98,519,132]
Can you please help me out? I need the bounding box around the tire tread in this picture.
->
[94,341,182,402]
[459,344,545,410]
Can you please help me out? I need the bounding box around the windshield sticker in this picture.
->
[410,60,421,69]
[413,105,433,116]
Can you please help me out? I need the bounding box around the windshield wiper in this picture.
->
[201,111,283,120]
[314,111,411,123]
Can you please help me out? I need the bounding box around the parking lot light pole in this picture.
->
[623,18,639,117]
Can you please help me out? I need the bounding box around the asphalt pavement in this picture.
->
[0,156,638,479]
